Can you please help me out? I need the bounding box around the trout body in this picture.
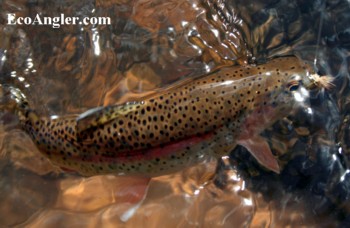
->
[13,56,329,176]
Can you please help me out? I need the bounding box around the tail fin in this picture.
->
[0,84,39,124]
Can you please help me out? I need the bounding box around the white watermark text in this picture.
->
[7,13,111,28]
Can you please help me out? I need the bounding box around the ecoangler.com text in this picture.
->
[7,13,111,28]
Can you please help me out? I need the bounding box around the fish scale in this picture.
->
[9,56,330,177]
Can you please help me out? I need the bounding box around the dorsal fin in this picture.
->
[76,102,141,134]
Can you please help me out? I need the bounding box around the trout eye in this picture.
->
[287,80,301,92]
[287,74,303,92]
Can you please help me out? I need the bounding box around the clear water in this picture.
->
[0,0,349,227]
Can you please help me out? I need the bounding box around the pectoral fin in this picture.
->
[76,102,140,134]
[116,176,151,222]
[237,135,280,173]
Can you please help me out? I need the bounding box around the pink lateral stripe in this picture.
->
[72,132,214,164]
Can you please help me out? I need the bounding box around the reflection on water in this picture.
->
[0,0,350,227]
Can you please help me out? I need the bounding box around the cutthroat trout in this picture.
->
[4,56,332,177]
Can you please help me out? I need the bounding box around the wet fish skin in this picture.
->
[14,56,325,177]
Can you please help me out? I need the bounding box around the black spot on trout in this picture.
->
[5,56,332,177]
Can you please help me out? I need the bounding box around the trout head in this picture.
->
[270,66,331,110]
[240,57,331,137]
[235,57,332,173]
